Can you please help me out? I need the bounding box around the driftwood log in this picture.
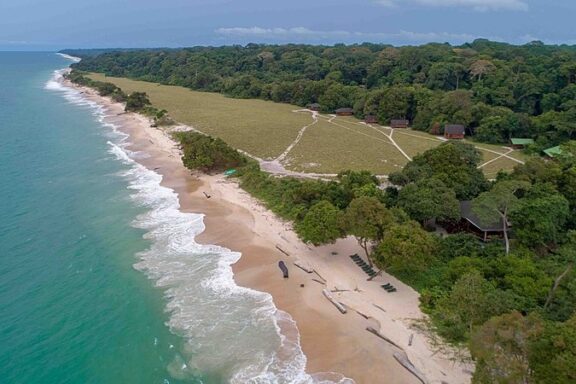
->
[366,327,402,349]
[322,289,347,314]
[293,259,314,273]
[275,245,290,256]
[393,352,428,384]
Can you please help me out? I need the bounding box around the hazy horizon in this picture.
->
[1,0,575,51]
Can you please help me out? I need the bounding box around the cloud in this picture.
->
[215,27,350,38]
[216,27,487,44]
[374,0,528,11]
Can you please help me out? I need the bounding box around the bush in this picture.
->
[174,131,247,173]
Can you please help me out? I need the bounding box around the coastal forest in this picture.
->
[66,40,576,151]
[65,40,576,383]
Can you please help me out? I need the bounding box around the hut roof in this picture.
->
[460,201,505,232]
[543,146,562,157]
[335,107,354,113]
[308,103,321,108]
[511,138,534,145]
[445,124,465,135]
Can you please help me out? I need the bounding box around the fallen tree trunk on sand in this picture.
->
[276,245,290,256]
[293,259,314,273]
[322,289,347,314]
[393,352,428,384]
[366,326,402,349]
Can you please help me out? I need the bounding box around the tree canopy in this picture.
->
[66,39,576,149]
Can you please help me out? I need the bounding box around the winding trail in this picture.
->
[275,110,319,163]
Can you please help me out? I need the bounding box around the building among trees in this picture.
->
[459,201,506,241]
[365,115,378,124]
[510,138,534,149]
[307,103,321,111]
[543,146,562,158]
[335,107,354,116]
[444,124,465,139]
[390,119,409,129]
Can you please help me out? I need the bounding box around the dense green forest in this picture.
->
[66,47,576,383]
[65,40,576,150]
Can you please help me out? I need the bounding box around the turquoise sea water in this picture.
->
[0,52,190,384]
[0,53,340,384]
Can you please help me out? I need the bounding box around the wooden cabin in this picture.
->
[335,107,354,116]
[444,124,465,139]
[308,103,321,111]
[390,119,409,129]
[365,115,378,124]
[460,201,506,241]
[510,138,534,149]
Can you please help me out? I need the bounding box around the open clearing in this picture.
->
[89,73,529,177]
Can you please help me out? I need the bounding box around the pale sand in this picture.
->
[65,80,473,384]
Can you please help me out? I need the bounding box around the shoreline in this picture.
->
[63,76,472,384]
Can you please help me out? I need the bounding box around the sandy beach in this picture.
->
[65,78,473,384]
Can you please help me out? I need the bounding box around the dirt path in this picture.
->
[275,110,318,163]
[476,147,525,167]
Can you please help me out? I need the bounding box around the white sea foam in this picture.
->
[46,66,353,384]
[56,52,81,62]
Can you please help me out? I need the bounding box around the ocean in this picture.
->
[0,52,329,384]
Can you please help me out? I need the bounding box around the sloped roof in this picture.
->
[445,124,465,135]
[460,201,505,232]
[543,146,562,157]
[511,138,534,145]
[335,107,354,113]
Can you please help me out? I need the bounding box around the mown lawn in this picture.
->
[88,73,310,160]
[285,120,408,174]
[481,157,522,179]
[89,73,531,175]
[391,130,442,158]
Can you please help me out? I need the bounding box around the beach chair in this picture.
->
[387,288,397,293]
[381,283,392,289]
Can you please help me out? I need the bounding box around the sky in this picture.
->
[1,0,575,50]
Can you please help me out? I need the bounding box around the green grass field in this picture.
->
[286,120,407,174]
[89,73,310,160]
[89,73,530,176]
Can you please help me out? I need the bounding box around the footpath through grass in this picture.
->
[89,73,530,176]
